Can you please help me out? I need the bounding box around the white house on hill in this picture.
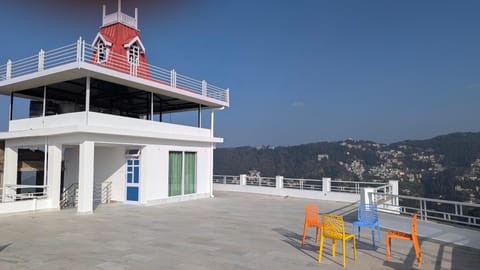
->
[0,0,229,214]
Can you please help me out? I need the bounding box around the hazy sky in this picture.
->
[0,0,479,147]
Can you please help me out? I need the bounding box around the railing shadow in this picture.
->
[0,243,12,252]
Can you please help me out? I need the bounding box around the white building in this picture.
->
[0,1,229,214]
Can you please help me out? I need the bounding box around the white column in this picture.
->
[322,177,331,194]
[209,144,214,198]
[85,76,90,125]
[275,176,283,189]
[77,141,95,213]
[389,180,399,206]
[47,144,62,209]
[210,110,215,138]
[240,174,247,186]
[361,187,376,205]
[2,146,17,202]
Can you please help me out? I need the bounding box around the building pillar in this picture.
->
[77,141,95,213]
[322,177,331,194]
[361,187,376,205]
[2,145,17,202]
[275,176,283,189]
[47,144,62,209]
[240,174,247,186]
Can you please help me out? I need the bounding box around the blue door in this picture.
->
[126,159,140,202]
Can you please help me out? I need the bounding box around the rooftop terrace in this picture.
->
[0,191,478,269]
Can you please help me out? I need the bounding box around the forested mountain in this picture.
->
[214,132,480,203]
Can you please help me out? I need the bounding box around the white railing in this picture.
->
[246,176,276,187]
[213,175,240,185]
[330,180,387,194]
[60,183,78,209]
[0,38,229,104]
[370,192,480,228]
[94,181,112,204]
[60,181,112,209]
[1,185,48,202]
[283,177,323,191]
[214,174,388,194]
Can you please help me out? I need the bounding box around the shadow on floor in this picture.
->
[0,243,12,253]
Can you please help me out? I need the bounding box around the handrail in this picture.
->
[1,38,229,104]
[1,184,49,202]
[370,192,480,227]
[60,182,79,208]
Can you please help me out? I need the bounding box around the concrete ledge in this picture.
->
[213,184,360,203]
[0,198,53,215]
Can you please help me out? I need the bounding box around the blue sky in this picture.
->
[0,0,479,147]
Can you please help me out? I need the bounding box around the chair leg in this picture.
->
[315,227,319,243]
[357,226,361,240]
[302,224,307,246]
[413,240,422,267]
[332,239,336,257]
[371,227,375,248]
[318,235,325,262]
[353,236,357,261]
[342,239,346,268]
[385,236,391,262]
[377,224,381,244]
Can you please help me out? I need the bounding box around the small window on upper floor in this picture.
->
[97,42,107,63]
[128,45,140,66]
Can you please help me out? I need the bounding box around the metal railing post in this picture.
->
[170,69,176,87]
[202,80,207,96]
[240,174,247,186]
[76,37,82,62]
[6,60,12,79]
[275,176,283,189]
[38,49,44,71]
[322,177,331,194]
[82,40,86,62]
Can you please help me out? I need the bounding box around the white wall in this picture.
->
[143,143,213,202]
[94,146,125,202]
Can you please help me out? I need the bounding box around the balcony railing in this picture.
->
[1,184,48,202]
[213,174,388,194]
[0,38,229,104]
[370,192,480,228]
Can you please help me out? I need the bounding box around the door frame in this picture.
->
[125,157,140,203]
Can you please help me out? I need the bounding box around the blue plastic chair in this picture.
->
[352,204,381,248]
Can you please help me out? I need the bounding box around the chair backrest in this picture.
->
[304,204,319,224]
[411,213,419,244]
[322,214,345,239]
[358,204,378,224]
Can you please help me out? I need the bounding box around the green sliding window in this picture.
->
[168,151,197,197]
[168,151,183,196]
[184,152,196,194]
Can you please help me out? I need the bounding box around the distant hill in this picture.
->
[214,132,480,203]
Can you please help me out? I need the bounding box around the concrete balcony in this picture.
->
[5,111,219,143]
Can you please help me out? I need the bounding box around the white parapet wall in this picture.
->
[213,184,360,203]
[0,199,52,215]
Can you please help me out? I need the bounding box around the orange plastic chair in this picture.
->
[386,213,422,267]
[318,214,356,268]
[301,204,322,246]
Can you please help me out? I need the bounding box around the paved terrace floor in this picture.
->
[0,191,479,270]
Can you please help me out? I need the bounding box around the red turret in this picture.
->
[91,0,150,79]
